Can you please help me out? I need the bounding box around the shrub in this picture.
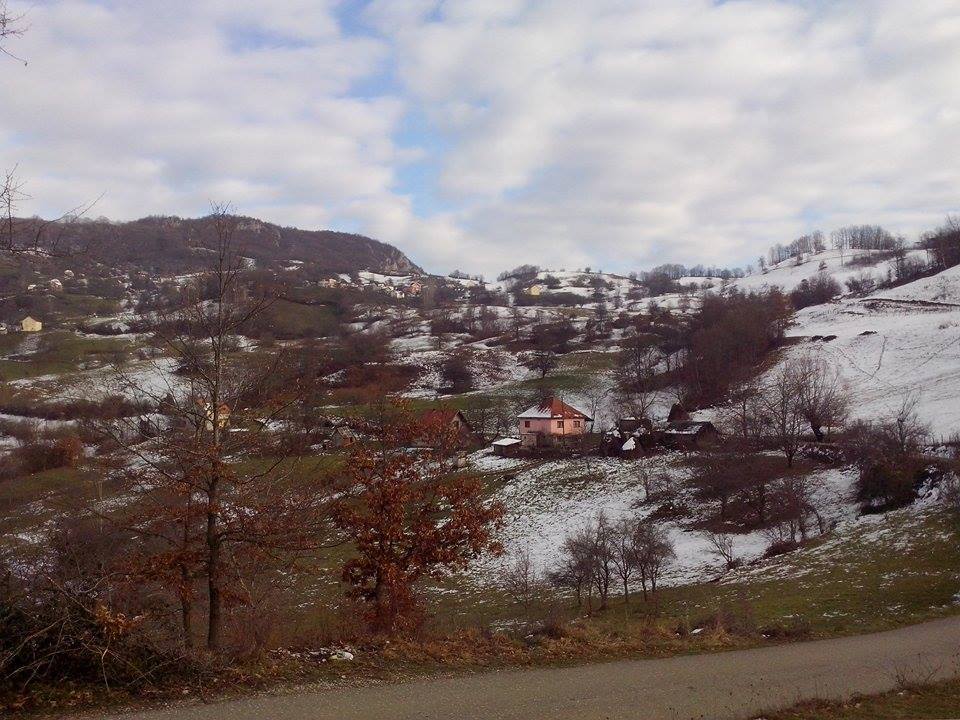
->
[763,538,801,558]
[0,568,191,702]
[855,460,924,513]
[15,435,84,475]
[439,350,474,394]
[760,615,812,640]
[845,272,876,294]
[790,274,841,309]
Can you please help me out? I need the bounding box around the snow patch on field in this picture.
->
[468,453,863,590]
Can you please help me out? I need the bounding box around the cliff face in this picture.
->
[17,214,423,275]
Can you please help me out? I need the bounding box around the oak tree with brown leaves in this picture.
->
[333,403,503,633]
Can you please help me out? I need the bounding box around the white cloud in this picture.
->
[380,0,960,274]
[0,0,420,251]
[2,0,959,278]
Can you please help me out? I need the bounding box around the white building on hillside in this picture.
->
[21,316,42,332]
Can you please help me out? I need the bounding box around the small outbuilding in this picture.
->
[617,417,652,435]
[492,437,522,457]
[661,421,721,450]
[419,408,480,448]
[328,425,359,448]
[20,316,42,332]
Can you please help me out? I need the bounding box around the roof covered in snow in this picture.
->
[663,421,718,436]
[518,397,592,421]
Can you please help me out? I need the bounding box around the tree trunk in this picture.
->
[179,564,193,649]
[206,471,222,651]
[811,423,824,442]
[373,573,389,631]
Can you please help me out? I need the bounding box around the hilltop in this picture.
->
[5,214,423,276]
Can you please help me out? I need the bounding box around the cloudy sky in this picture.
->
[2,1,959,276]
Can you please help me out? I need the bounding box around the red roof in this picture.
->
[421,408,468,425]
[518,397,592,421]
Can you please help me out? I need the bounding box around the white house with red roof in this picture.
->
[517,397,593,448]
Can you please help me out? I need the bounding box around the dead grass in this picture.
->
[766,677,960,719]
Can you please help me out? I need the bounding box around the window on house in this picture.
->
[574,420,581,428]
[524,420,530,428]
[557,420,564,429]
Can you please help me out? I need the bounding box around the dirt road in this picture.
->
[89,616,960,720]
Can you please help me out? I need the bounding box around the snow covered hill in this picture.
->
[768,265,960,437]
[731,247,930,295]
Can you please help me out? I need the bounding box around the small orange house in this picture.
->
[418,408,479,448]
[518,397,592,448]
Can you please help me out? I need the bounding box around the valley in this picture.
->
[2,216,960,717]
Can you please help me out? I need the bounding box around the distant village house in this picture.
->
[614,403,721,454]
[203,402,231,431]
[418,408,479,449]
[518,397,592,449]
[328,424,359,448]
[20,316,42,332]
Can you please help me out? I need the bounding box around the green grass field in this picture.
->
[0,331,135,381]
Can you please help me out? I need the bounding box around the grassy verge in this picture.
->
[767,677,960,719]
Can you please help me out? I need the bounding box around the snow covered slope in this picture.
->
[468,453,858,588]
[732,248,929,295]
[873,263,960,304]
[780,266,960,436]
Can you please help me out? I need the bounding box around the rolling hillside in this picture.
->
[9,214,423,276]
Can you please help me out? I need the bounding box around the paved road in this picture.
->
[91,616,960,720]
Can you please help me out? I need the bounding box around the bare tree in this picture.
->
[581,380,609,433]
[615,332,660,396]
[633,517,674,599]
[772,474,827,543]
[705,531,737,570]
[550,525,594,610]
[1,11,102,262]
[521,349,558,379]
[794,351,849,441]
[1,6,26,255]
[689,451,749,521]
[758,361,807,466]
[886,392,929,456]
[720,380,765,446]
[503,550,543,612]
[611,517,639,607]
[0,1,26,63]
[588,513,615,611]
